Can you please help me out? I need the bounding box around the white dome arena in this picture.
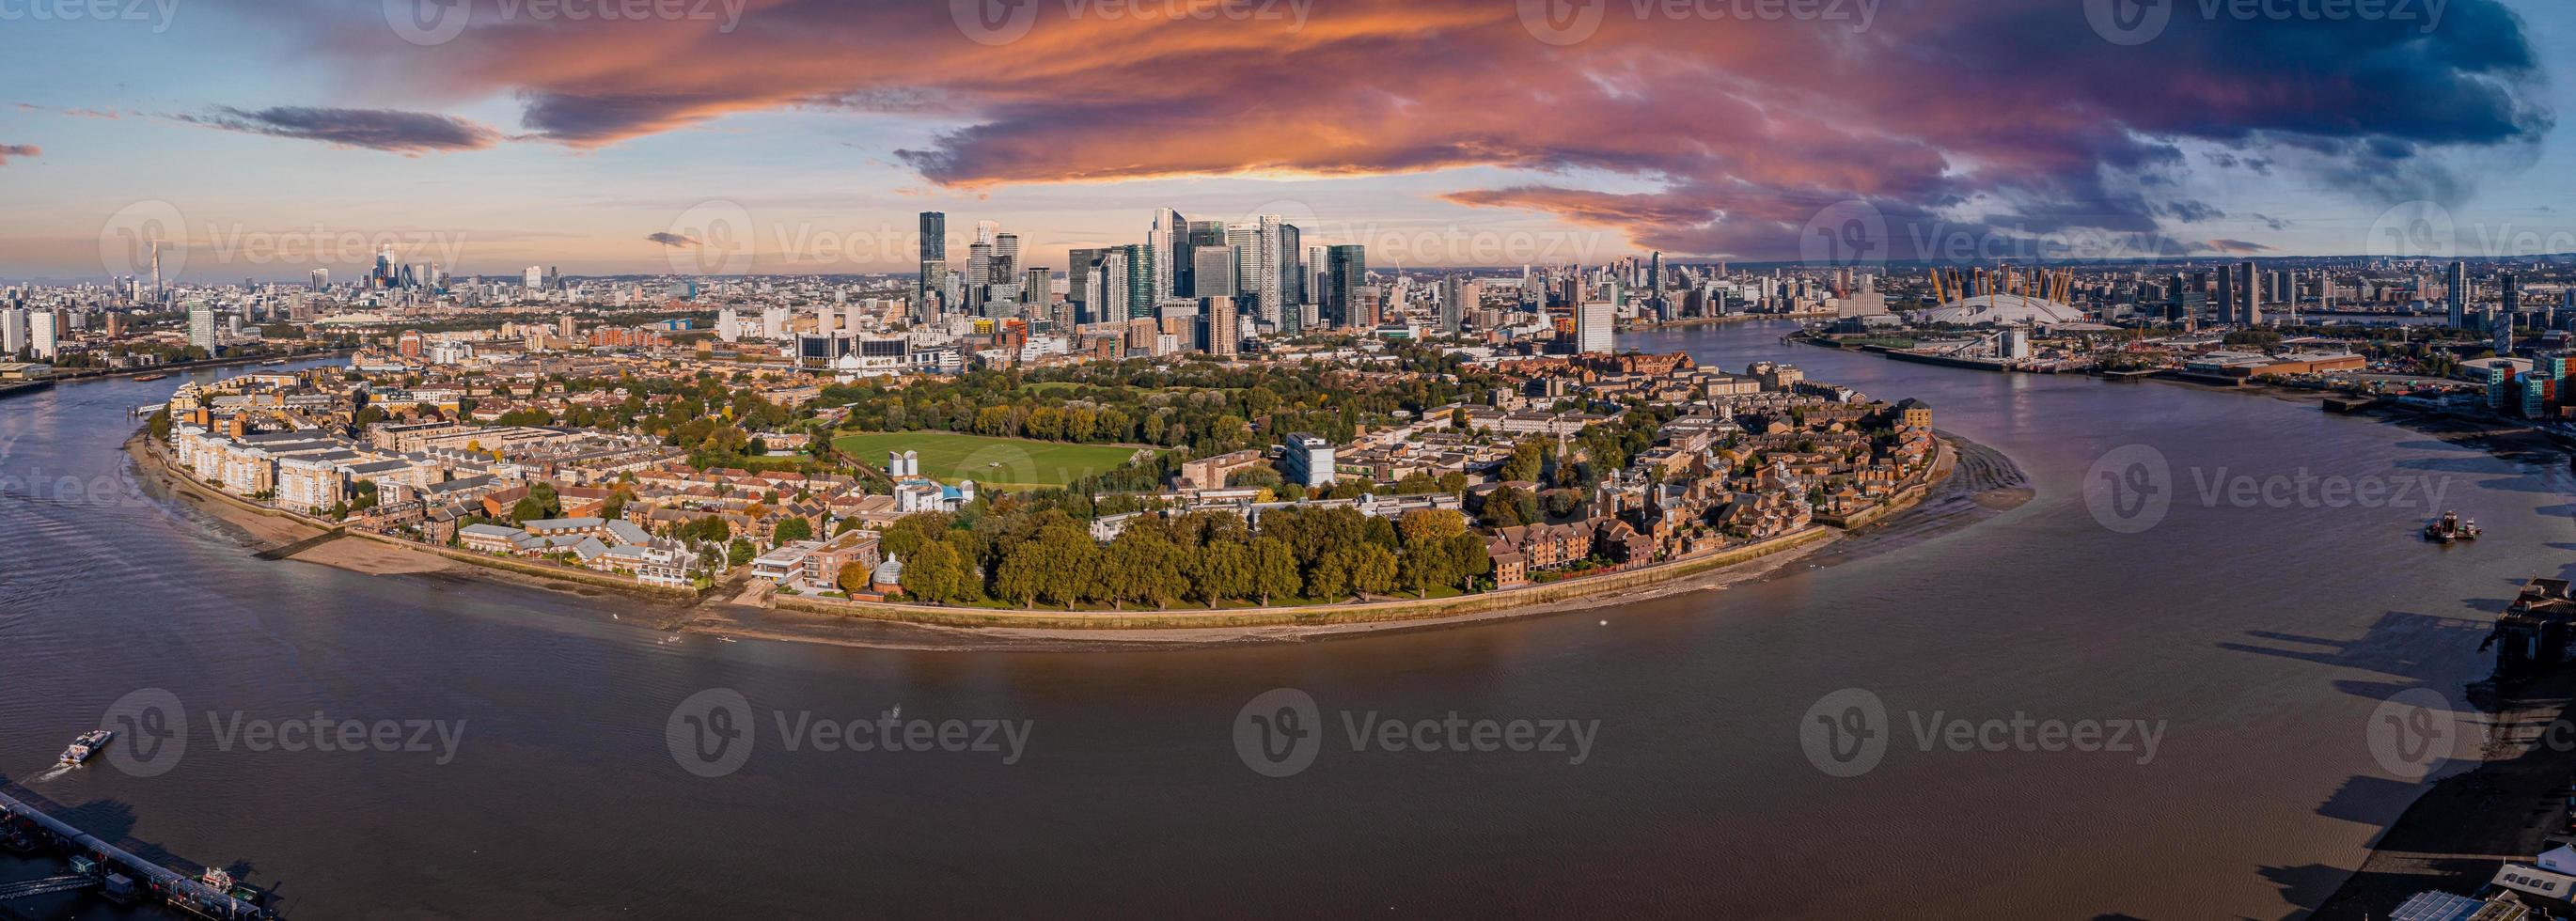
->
[1917,293,2088,325]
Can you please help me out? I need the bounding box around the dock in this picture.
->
[0,786,271,919]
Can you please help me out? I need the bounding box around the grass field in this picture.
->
[833,431,1146,490]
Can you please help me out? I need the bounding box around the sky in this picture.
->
[0,0,2568,283]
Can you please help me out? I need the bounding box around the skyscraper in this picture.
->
[994,232,1020,285]
[1439,273,1466,334]
[187,303,216,353]
[0,307,23,357]
[1120,242,1155,320]
[2446,260,2468,329]
[1023,266,1050,318]
[2502,272,2520,330]
[1183,219,1227,296]
[1148,208,1184,304]
[1576,301,1613,354]
[1253,217,1289,332]
[1323,245,1366,329]
[1202,296,1239,356]
[28,311,57,360]
[2237,260,2259,326]
[1067,248,1104,324]
[918,211,947,320]
[1191,246,1236,300]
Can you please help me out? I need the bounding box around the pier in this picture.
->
[0,786,271,919]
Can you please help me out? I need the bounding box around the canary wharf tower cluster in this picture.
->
[913,208,1367,342]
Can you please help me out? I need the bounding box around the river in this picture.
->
[0,320,2564,918]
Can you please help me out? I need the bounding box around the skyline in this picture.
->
[2,0,2572,281]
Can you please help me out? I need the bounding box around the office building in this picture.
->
[918,211,947,320]
[1322,245,1366,330]
[188,303,217,353]
[1577,301,1613,354]
[1281,433,1336,488]
[2446,260,2467,329]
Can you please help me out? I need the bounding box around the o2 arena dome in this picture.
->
[1917,293,2087,325]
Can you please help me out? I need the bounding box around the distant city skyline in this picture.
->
[1,0,2571,282]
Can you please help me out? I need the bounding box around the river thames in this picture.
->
[0,319,2564,918]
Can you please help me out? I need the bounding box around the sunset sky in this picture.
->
[0,0,2568,282]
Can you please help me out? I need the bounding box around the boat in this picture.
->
[259,358,287,366]
[57,728,113,766]
[2425,511,2479,543]
[132,373,170,382]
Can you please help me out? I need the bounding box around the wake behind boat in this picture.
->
[58,728,112,766]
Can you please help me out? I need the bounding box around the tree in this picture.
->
[994,540,1051,608]
[1305,551,1351,601]
[1192,540,1252,608]
[510,496,546,523]
[1249,537,1301,605]
[1500,442,1547,483]
[1348,544,1400,596]
[837,560,872,594]
[727,539,755,567]
[772,516,813,546]
[1446,532,1493,591]
[904,539,979,603]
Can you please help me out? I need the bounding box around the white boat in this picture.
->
[58,729,113,766]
